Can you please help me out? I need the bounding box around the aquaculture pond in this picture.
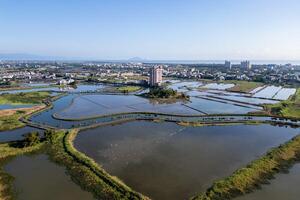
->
[74,121,299,200]
[168,81,203,92]
[186,97,259,114]
[3,154,95,200]
[201,83,235,90]
[56,94,200,119]
[0,126,43,143]
[273,88,297,100]
[55,93,261,120]
[235,163,300,200]
[0,84,104,95]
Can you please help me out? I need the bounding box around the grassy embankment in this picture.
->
[47,129,148,200]
[0,92,51,131]
[264,88,300,119]
[191,134,300,200]
[0,140,44,199]
[224,80,264,93]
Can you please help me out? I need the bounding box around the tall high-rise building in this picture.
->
[149,65,163,86]
[241,60,251,70]
[225,60,231,69]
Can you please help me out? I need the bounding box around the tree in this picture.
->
[22,132,40,147]
[44,129,56,142]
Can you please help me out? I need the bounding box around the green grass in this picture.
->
[264,88,300,118]
[115,86,142,93]
[191,134,300,200]
[224,80,264,93]
[0,91,50,105]
[0,113,25,131]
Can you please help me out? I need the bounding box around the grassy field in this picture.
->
[0,113,25,131]
[224,80,264,93]
[115,86,142,93]
[0,105,46,131]
[0,91,50,105]
[264,88,300,118]
[191,134,300,200]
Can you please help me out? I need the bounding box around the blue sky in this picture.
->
[1,0,300,60]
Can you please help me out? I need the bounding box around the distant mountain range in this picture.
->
[128,57,147,61]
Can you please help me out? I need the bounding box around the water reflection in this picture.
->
[75,121,299,200]
[4,154,95,200]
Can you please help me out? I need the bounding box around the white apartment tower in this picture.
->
[225,60,231,69]
[149,65,163,86]
[241,60,251,70]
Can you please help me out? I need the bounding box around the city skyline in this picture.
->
[1,0,300,60]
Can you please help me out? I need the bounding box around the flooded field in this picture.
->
[57,94,200,119]
[202,83,235,90]
[30,94,78,128]
[186,97,258,114]
[55,92,261,120]
[0,126,43,143]
[236,163,300,200]
[4,154,95,200]
[273,88,297,100]
[168,81,202,92]
[201,94,278,105]
[74,121,299,200]
[0,84,104,94]
[253,86,296,100]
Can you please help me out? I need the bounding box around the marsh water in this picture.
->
[4,154,95,200]
[0,126,43,143]
[235,163,300,200]
[74,121,299,200]
[1,82,300,200]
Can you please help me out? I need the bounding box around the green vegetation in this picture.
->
[0,91,50,105]
[225,80,264,93]
[144,87,189,100]
[21,132,41,147]
[191,134,300,200]
[115,86,142,93]
[0,113,25,131]
[264,89,300,118]
[46,129,148,200]
[0,105,46,131]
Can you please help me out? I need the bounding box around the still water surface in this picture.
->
[236,163,300,200]
[4,154,95,200]
[75,121,299,200]
[0,126,43,143]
